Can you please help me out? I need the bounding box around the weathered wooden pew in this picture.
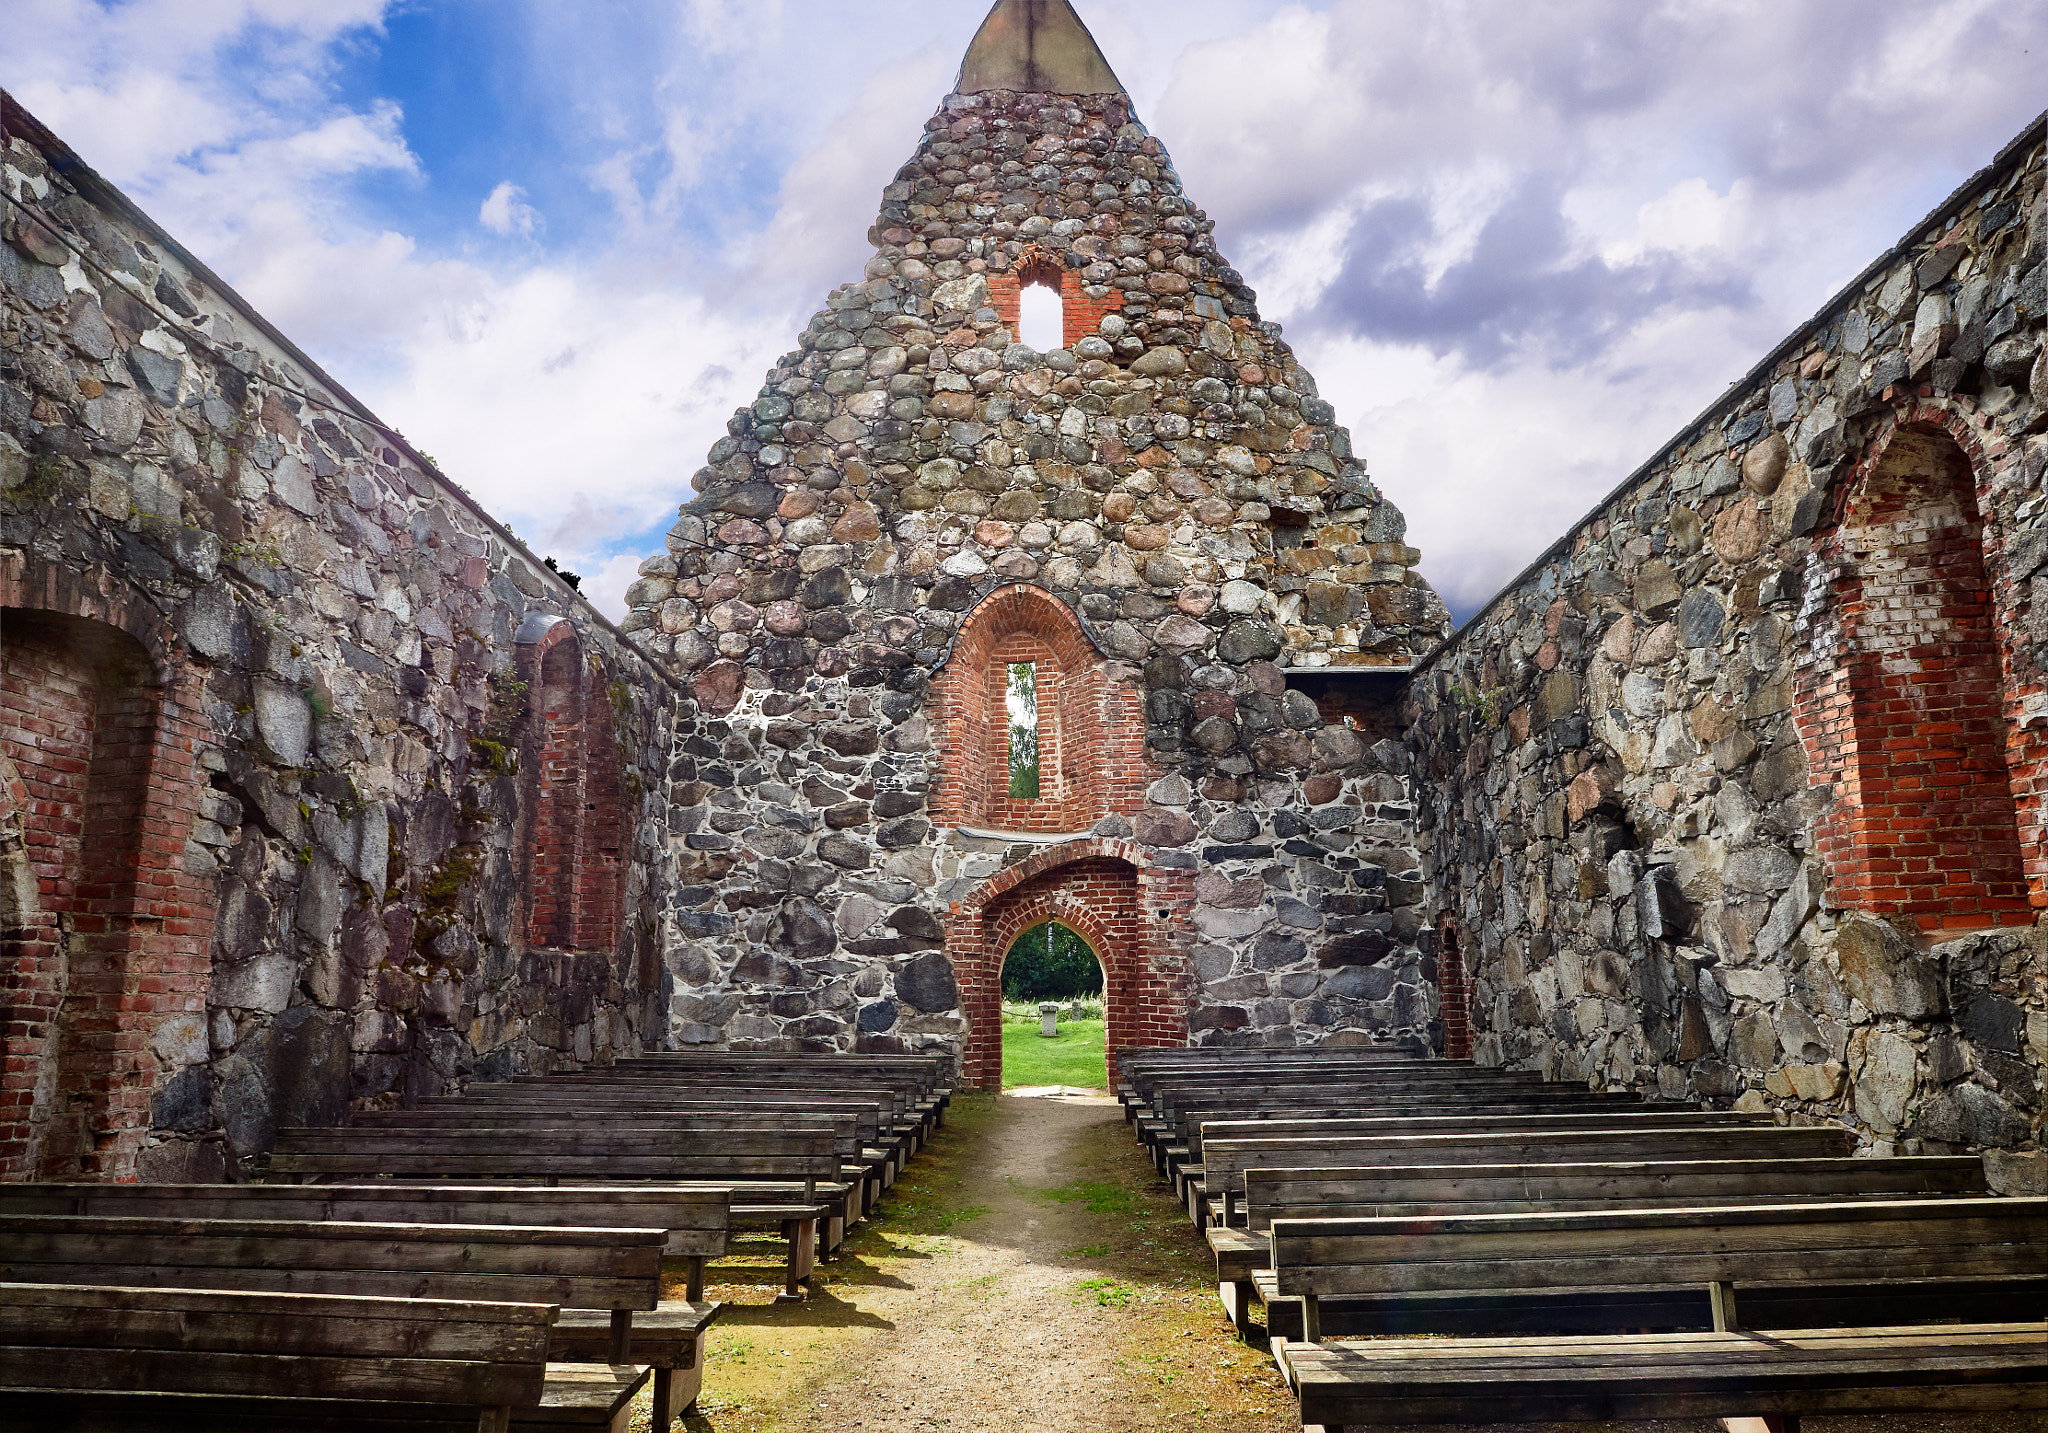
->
[0,1214,715,1432]
[436,1082,916,1205]
[1145,1091,1666,1184]
[0,1182,730,1302]
[590,1056,950,1145]
[0,1282,558,1433]
[1207,1153,2002,1337]
[1195,1123,1857,1225]
[267,1125,839,1298]
[1187,1117,1818,1225]
[1271,1197,2048,1432]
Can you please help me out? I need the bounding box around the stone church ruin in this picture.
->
[2,0,2043,1192]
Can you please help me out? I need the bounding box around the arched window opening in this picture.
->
[0,609,161,1178]
[1818,424,2030,931]
[1006,662,1040,799]
[517,624,625,955]
[1017,281,1065,353]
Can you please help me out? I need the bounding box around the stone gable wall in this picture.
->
[1,99,682,1181]
[633,89,1450,1077]
[1405,121,2048,1192]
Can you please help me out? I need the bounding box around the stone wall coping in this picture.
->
[955,825,1102,844]
[1411,107,2048,676]
[0,89,678,692]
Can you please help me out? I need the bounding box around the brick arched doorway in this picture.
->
[945,838,1192,1090]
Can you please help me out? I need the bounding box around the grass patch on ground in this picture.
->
[1001,1011,1107,1088]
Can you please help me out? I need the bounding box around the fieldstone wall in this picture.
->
[1406,120,2048,1192]
[1,97,681,1181]
[628,86,1453,1078]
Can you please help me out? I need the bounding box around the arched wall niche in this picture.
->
[1795,408,2039,930]
[932,585,1145,836]
[0,553,216,1181]
[1432,914,1472,1060]
[515,619,626,955]
[942,838,1194,1091]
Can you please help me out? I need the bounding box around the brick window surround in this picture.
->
[985,246,1125,352]
[944,839,1193,1091]
[1795,410,2039,931]
[1,554,215,1181]
[515,620,625,953]
[932,585,1145,835]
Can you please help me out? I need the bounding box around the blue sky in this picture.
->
[6,1,2045,622]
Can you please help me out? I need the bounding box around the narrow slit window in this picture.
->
[1006,661,1040,799]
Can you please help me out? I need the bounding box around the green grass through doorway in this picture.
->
[1001,1007,1107,1089]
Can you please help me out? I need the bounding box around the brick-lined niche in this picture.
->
[985,245,1125,351]
[1799,421,2033,932]
[517,621,625,953]
[945,840,1192,1090]
[0,604,211,1180]
[932,586,1145,835]
[1432,916,1472,1060]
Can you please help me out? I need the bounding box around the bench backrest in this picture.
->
[1244,1155,1994,1229]
[0,1182,731,1258]
[351,1109,869,1158]
[268,1124,843,1187]
[0,1282,553,1410]
[0,1216,664,1312]
[445,1085,909,1131]
[560,1071,928,1113]
[1203,1126,1859,1193]
[1188,1109,1759,1158]
[1269,1196,2048,1299]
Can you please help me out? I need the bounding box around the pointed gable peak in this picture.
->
[956,0,1126,97]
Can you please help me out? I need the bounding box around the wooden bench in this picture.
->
[0,1181,731,1299]
[1209,1154,2001,1337]
[0,1282,556,1433]
[0,1215,715,1432]
[1270,1197,2048,1432]
[1150,1097,1703,1186]
[1184,1111,1769,1210]
[1195,1124,1857,1226]
[266,1124,841,1299]
[425,1085,914,1206]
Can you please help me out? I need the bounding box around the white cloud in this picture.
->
[6,0,2043,629]
[478,181,541,237]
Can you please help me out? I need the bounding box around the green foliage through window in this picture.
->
[1006,661,1040,799]
[1002,921,1101,1000]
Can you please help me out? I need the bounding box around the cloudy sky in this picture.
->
[5,1,2044,623]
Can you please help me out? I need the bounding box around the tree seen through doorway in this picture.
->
[1001,921,1101,1001]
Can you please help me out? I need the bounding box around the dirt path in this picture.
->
[674,1091,1294,1433]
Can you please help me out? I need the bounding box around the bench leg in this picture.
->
[778,1220,805,1302]
[1218,1279,1255,1338]
[651,1348,705,1433]
[686,1256,705,1304]
[479,1409,512,1433]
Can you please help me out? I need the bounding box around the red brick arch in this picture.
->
[945,839,1193,1090]
[0,552,216,1180]
[985,244,1126,351]
[931,585,1145,835]
[1793,398,2044,928]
